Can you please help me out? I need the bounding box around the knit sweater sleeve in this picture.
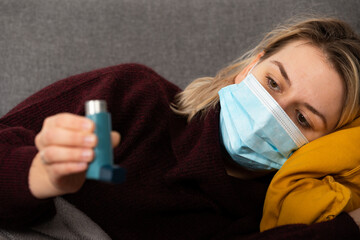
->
[0,123,55,227]
[0,63,178,227]
[236,212,360,240]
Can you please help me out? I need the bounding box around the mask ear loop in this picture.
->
[247,62,259,76]
[246,51,265,76]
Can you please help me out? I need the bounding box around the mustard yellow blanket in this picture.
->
[260,118,360,231]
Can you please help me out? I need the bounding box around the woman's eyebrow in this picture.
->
[304,102,328,129]
[271,60,291,86]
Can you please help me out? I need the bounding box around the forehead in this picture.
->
[267,40,329,71]
[263,40,343,87]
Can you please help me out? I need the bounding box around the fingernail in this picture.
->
[81,149,93,161]
[82,121,93,130]
[84,135,96,145]
[76,162,88,170]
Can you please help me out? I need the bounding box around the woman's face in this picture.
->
[234,40,345,142]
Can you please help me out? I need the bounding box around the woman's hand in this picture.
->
[29,113,121,199]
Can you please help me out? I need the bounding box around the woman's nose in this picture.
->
[273,95,292,115]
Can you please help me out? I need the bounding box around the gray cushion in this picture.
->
[1,0,360,117]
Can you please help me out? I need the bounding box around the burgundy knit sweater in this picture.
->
[0,64,359,239]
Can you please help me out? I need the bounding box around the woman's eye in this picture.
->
[266,76,280,91]
[296,111,311,128]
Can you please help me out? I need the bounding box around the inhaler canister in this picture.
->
[85,100,125,183]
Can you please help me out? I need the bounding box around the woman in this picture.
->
[0,17,360,239]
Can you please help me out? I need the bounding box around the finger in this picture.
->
[111,131,121,148]
[41,127,97,148]
[41,146,94,164]
[46,162,89,179]
[35,133,43,150]
[45,113,95,133]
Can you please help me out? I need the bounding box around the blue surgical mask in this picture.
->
[218,72,308,171]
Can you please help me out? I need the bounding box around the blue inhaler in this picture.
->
[85,100,126,183]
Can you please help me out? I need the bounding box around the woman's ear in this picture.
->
[234,52,264,84]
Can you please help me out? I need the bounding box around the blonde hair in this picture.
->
[171,17,360,129]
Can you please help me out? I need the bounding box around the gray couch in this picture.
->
[0,0,359,239]
[1,0,360,118]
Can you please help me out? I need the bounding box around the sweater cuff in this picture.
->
[0,146,55,227]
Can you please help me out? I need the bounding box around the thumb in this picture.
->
[111,131,121,148]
